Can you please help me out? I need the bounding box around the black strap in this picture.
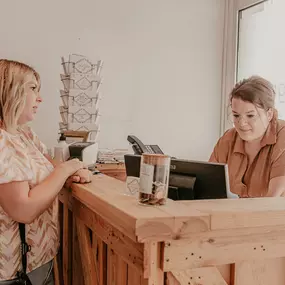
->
[17,223,32,285]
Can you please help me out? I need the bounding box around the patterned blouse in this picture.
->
[0,125,59,280]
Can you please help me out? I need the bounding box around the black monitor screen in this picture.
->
[124,154,230,200]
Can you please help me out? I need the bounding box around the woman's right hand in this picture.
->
[56,159,85,178]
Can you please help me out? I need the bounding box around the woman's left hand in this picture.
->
[65,169,92,188]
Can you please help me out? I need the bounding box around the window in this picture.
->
[237,0,285,119]
[221,0,285,132]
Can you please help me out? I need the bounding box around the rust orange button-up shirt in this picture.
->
[209,120,285,197]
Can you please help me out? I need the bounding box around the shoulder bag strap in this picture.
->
[17,223,33,285]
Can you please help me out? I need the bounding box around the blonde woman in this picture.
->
[0,59,91,284]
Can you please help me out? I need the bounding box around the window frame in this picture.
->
[220,0,268,134]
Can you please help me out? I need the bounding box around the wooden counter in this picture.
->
[59,174,285,285]
[96,162,126,182]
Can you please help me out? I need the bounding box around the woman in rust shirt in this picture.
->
[210,76,285,198]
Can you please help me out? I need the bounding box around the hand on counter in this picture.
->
[65,168,92,188]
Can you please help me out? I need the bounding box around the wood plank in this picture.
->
[63,130,90,142]
[59,188,73,210]
[91,231,103,285]
[72,175,285,244]
[53,256,60,285]
[166,273,180,285]
[97,163,126,182]
[96,163,126,171]
[58,200,64,285]
[97,239,107,285]
[136,199,210,242]
[107,247,117,285]
[72,216,84,285]
[63,190,69,285]
[128,265,141,285]
[166,269,230,285]
[171,267,227,285]
[68,209,73,285]
[117,256,128,285]
[216,265,231,285]
[163,226,285,271]
[143,242,164,284]
[68,176,285,285]
[140,277,149,285]
[76,218,98,285]
[73,199,144,272]
[73,176,211,243]
[232,258,285,285]
[181,197,285,213]
[211,211,285,231]
[72,175,174,242]
[181,198,285,230]
[92,231,98,273]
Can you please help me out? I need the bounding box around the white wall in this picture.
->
[0,0,225,161]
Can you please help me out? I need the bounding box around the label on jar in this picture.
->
[139,163,154,194]
[126,176,140,196]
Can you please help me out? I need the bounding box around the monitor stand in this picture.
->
[168,174,196,201]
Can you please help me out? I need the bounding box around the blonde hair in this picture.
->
[230,75,277,118]
[0,59,40,132]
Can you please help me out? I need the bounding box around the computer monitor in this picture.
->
[124,154,232,200]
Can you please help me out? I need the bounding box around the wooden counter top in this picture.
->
[71,174,285,243]
[64,174,285,285]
